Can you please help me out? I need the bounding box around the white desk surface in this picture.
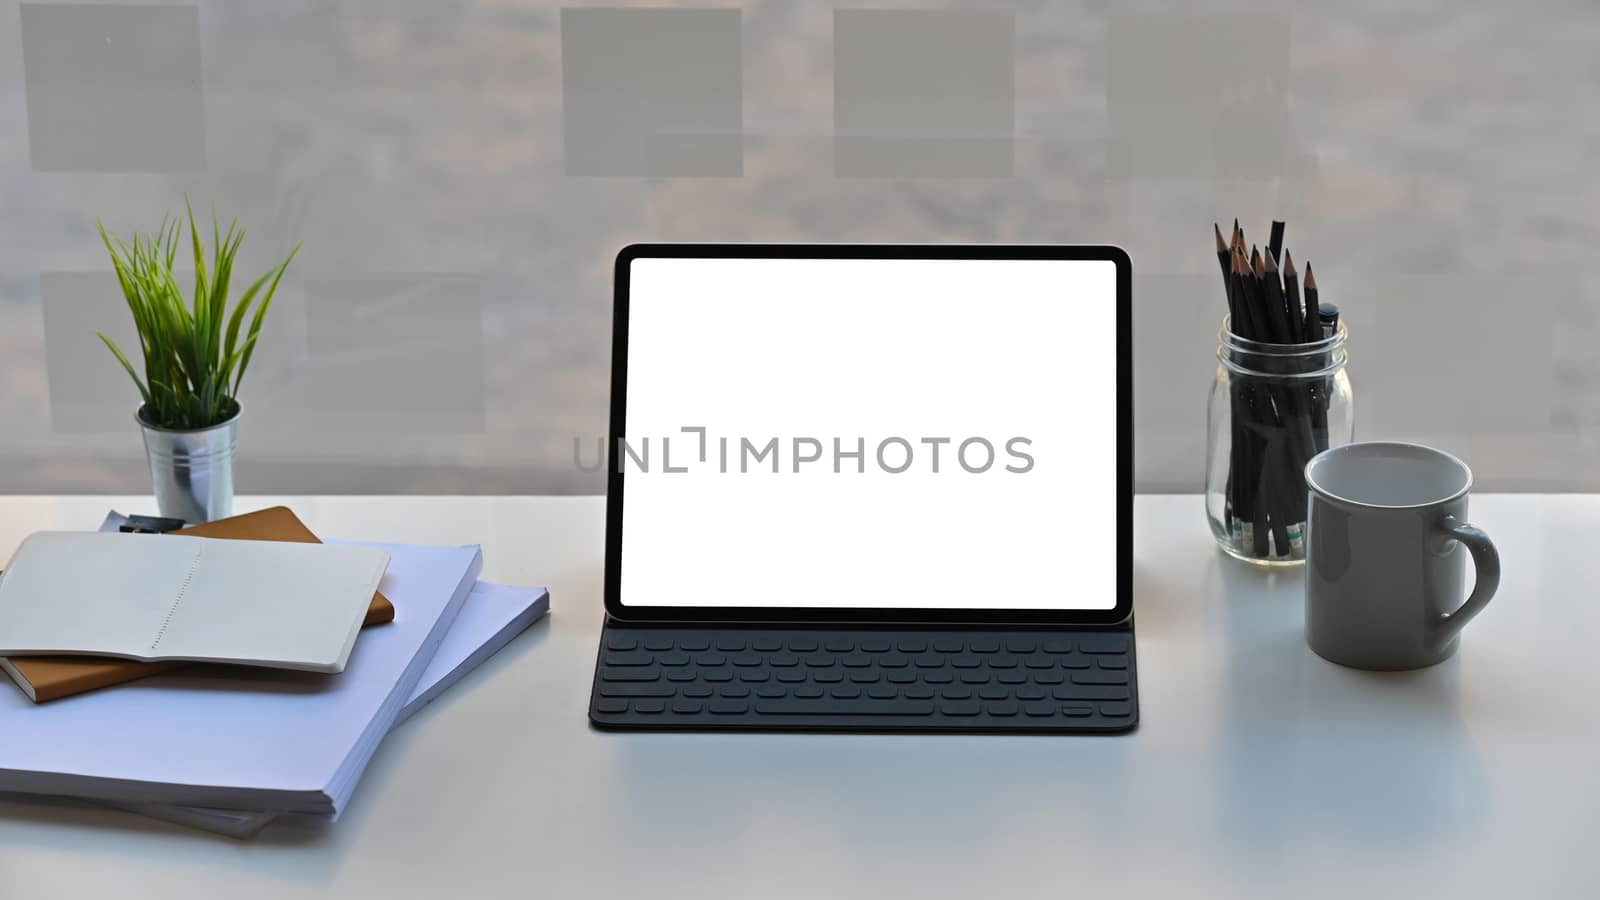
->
[0,494,1593,899]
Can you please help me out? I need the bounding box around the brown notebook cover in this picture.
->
[0,506,393,703]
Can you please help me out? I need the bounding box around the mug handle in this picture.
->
[1429,515,1501,650]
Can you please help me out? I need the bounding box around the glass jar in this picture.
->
[1205,317,1353,566]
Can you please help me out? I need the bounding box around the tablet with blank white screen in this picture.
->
[605,245,1131,625]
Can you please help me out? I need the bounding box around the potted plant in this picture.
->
[96,198,299,523]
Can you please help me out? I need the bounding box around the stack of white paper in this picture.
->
[0,540,481,818]
[120,580,549,838]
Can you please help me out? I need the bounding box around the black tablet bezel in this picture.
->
[603,243,1133,626]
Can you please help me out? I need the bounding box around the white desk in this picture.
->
[0,494,1593,899]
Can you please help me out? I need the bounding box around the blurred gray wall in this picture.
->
[0,0,1594,494]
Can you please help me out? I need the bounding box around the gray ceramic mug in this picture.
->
[1303,442,1500,670]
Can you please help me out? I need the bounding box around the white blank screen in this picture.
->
[619,255,1119,610]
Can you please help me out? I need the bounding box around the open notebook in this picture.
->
[1,507,395,703]
[0,532,388,673]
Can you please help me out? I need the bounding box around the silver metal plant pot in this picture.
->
[137,406,238,524]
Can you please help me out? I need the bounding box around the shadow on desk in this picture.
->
[1211,557,1491,860]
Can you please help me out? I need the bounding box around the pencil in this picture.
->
[1268,220,1285,264]
[1282,249,1305,342]
[1303,262,1321,343]
[1259,249,1292,344]
[1303,263,1331,452]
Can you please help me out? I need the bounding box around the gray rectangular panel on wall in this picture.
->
[833,10,1014,178]
[1106,11,1290,177]
[40,272,142,432]
[19,3,206,172]
[303,275,486,433]
[560,7,743,177]
[1370,275,1554,435]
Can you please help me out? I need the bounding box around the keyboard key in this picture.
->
[756,684,786,698]
[848,670,881,684]
[1024,702,1055,717]
[867,685,898,699]
[940,700,981,716]
[658,652,691,667]
[1079,635,1131,655]
[905,685,935,700]
[878,654,909,669]
[988,655,1019,669]
[672,700,705,714]
[1041,638,1072,654]
[841,654,873,668]
[598,684,674,698]
[1024,656,1056,670]
[896,639,928,653]
[594,698,628,714]
[603,652,653,667]
[951,655,982,669]
[709,700,749,715]
[752,638,783,652]
[1005,640,1038,653]
[719,685,751,698]
[731,653,763,667]
[738,671,771,683]
[914,655,947,669]
[1061,704,1094,717]
[886,670,916,684]
[940,686,973,700]
[634,700,666,714]
[806,655,837,668]
[683,685,713,698]
[787,639,819,652]
[986,701,1019,716]
[1033,671,1065,685]
[824,639,855,653]
[860,638,891,653]
[599,668,659,682]
[703,670,733,683]
[696,653,728,667]
[794,685,824,699]
[924,671,954,684]
[714,638,747,651]
[665,670,696,683]
[1097,657,1129,670]
[643,638,674,651]
[604,635,638,651]
[969,639,1000,653]
[1062,655,1092,669]
[831,686,863,699]
[1053,685,1132,701]
[1072,671,1130,685]
[997,671,1026,685]
[1017,686,1046,700]
[979,686,1008,700]
[932,638,964,653]
[756,700,933,716]
[959,671,991,684]
[1100,701,1134,717]
[679,637,710,651]
[814,670,844,684]
[776,670,806,683]
[769,654,800,667]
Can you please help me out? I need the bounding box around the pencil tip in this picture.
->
[1215,222,1227,251]
[1304,263,1318,291]
[1264,251,1279,273]
[1283,249,1296,277]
